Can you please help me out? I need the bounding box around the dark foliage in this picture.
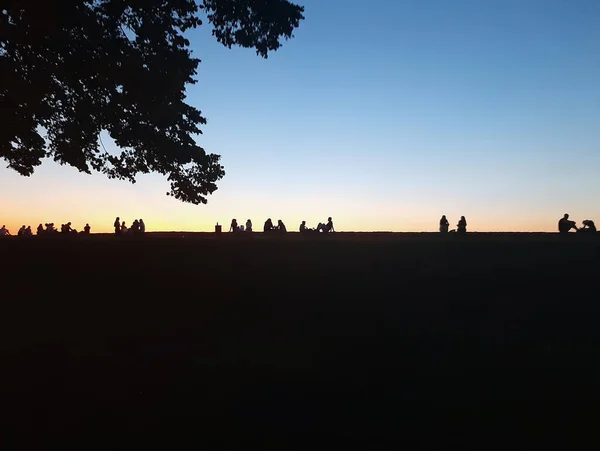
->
[0,0,304,204]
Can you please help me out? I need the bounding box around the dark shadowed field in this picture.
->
[1,232,600,448]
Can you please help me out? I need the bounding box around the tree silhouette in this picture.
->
[0,0,304,204]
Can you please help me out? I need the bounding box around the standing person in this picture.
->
[114,217,121,235]
[84,223,91,234]
[230,219,238,232]
[245,219,253,232]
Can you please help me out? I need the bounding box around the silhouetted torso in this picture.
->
[439,216,449,233]
[264,219,274,232]
[580,220,596,233]
[457,217,467,234]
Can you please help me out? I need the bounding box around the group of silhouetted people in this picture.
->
[114,217,146,235]
[228,217,335,234]
[37,222,91,235]
[558,214,596,234]
[0,222,92,236]
[439,215,468,234]
[300,217,335,234]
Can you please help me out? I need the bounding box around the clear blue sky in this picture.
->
[2,0,599,232]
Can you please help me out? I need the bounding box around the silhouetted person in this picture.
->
[25,226,32,236]
[114,217,121,235]
[0,225,10,236]
[84,223,91,234]
[579,219,596,233]
[121,221,128,234]
[131,219,140,234]
[318,217,334,233]
[299,220,311,233]
[36,224,44,235]
[17,225,25,236]
[276,219,287,233]
[457,216,467,234]
[558,214,577,234]
[246,219,253,232]
[230,219,238,233]
[439,215,450,233]
[139,219,145,234]
[264,218,274,232]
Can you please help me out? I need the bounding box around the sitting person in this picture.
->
[131,219,140,234]
[245,219,253,232]
[36,224,44,235]
[317,217,335,233]
[263,218,274,232]
[558,214,578,234]
[24,226,33,236]
[139,219,145,234]
[0,225,10,236]
[17,225,26,236]
[299,220,313,233]
[439,215,450,233]
[276,219,287,233]
[579,219,596,233]
[83,223,91,234]
[230,218,238,233]
[121,221,128,234]
[457,216,467,234]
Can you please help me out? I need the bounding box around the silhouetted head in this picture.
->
[564,214,569,219]
[441,215,446,220]
[116,217,120,221]
[302,220,306,225]
[86,223,89,226]
[461,216,465,220]
[328,217,332,222]
[278,219,283,225]
[67,222,71,226]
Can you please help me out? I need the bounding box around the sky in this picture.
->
[2,0,599,233]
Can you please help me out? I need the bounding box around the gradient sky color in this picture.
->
[2,0,599,233]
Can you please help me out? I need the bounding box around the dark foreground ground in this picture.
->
[1,232,600,449]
